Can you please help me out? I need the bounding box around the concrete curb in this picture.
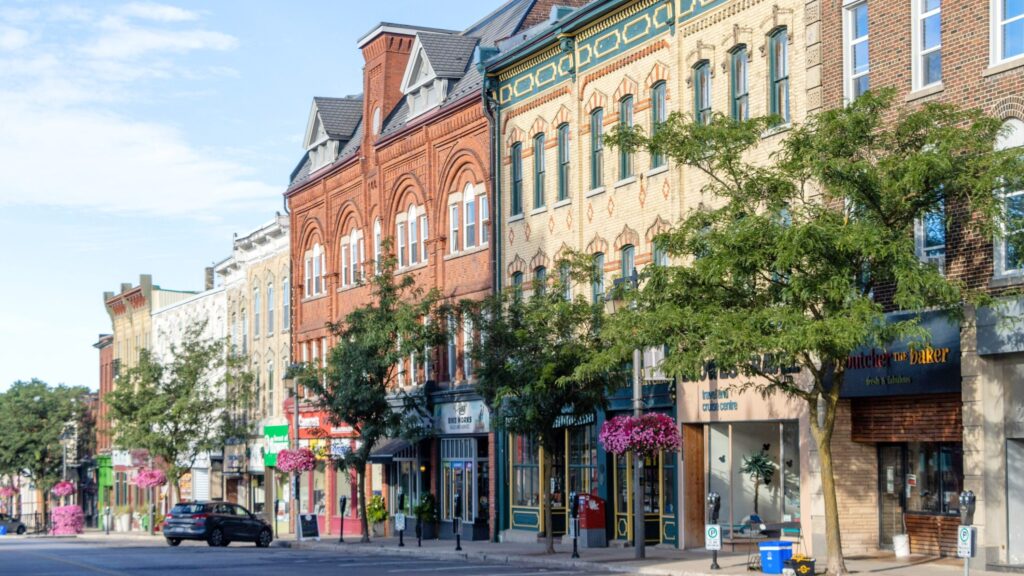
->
[272,539,639,573]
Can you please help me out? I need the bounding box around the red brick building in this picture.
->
[816,0,1024,563]
[285,0,586,540]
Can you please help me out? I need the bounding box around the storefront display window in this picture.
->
[906,442,962,515]
[335,465,358,518]
[512,435,540,507]
[441,438,477,523]
[568,424,598,495]
[389,460,418,516]
[313,462,326,515]
[299,470,310,514]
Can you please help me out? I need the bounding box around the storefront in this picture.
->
[677,363,809,551]
[293,410,361,536]
[433,398,491,541]
[262,423,290,532]
[837,311,963,557]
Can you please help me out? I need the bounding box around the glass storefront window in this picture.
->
[389,461,418,516]
[642,454,660,514]
[906,442,962,515]
[512,435,540,507]
[313,462,326,515]
[299,471,310,514]
[568,424,598,495]
[335,465,358,518]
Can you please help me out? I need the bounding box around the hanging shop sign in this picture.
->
[434,400,490,435]
[832,311,961,398]
[263,425,290,467]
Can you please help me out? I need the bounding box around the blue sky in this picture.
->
[0,0,496,391]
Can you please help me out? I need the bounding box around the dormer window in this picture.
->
[400,32,472,120]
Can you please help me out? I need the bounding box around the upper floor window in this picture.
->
[534,266,547,296]
[449,203,460,254]
[590,108,604,189]
[450,183,487,254]
[511,143,523,216]
[409,206,421,266]
[651,82,667,168]
[446,314,458,382]
[844,2,870,100]
[464,188,476,250]
[557,123,570,201]
[559,261,572,300]
[769,28,790,124]
[373,218,382,274]
[693,62,711,125]
[993,0,1024,64]
[591,252,605,303]
[534,133,546,209]
[341,228,365,287]
[915,200,946,273]
[653,240,669,267]
[480,193,490,245]
[619,96,634,179]
[913,0,941,90]
[995,118,1024,277]
[304,242,325,297]
[282,277,290,330]
[730,47,749,121]
[621,244,635,277]
[397,220,408,268]
[462,318,474,381]
[511,271,524,298]
[253,288,261,337]
[266,281,274,334]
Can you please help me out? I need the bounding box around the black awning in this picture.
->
[368,438,412,464]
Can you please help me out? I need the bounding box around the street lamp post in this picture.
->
[613,267,645,560]
[284,363,301,540]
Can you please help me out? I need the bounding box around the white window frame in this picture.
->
[341,238,351,287]
[992,0,1024,65]
[462,318,473,380]
[253,288,261,338]
[995,118,1024,278]
[464,184,477,250]
[480,193,490,245]
[397,221,407,268]
[449,203,460,254]
[373,218,382,274]
[419,214,428,263]
[267,282,274,334]
[912,0,941,91]
[843,0,869,102]
[409,205,420,266]
[282,277,290,330]
[914,205,946,274]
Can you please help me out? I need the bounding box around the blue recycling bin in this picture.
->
[759,541,793,574]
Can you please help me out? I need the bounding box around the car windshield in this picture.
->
[170,503,207,515]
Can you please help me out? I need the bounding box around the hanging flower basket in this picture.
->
[276,448,316,472]
[599,413,681,458]
[0,486,17,498]
[51,481,75,498]
[50,505,85,535]
[133,469,167,489]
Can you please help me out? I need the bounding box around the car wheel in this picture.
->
[207,528,224,547]
[16,525,25,535]
[166,538,181,547]
[255,529,272,548]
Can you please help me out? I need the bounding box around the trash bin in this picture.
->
[759,541,793,574]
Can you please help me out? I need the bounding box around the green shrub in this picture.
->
[367,495,388,524]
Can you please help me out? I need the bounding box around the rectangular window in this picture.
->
[694,62,711,125]
[731,47,749,121]
[480,195,490,245]
[312,252,322,295]
[995,0,1024,63]
[905,442,963,515]
[447,315,457,382]
[653,241,669,267]
[769,28,790,124]
[1001,189,1024,275]
[341,244,350,286]
[283,279,290,330]
[253,289,261,337]
[534,266,547,296]
[397,222,407,268]
[449,204,460,254]
[409,217,419,266]
[304,257,312,297]
[591,252,605,303]
[559,261,572,301]
[844,2,870,100]
[619,96,634,179]
[534,133,546,209]
[916,201,946,273]
[267,284,274,334]
[557,124,570,201]
[511,435,539,507]
[419,215,428,263]
[374,222,382,274]
[465,196,477,250]
[621,245,635,278]
[511,143,523,216]
[590,109,603,189]
[913,0,941,89]
[651,83,666,168]
[462,319,473,380]
[568,424,598,495]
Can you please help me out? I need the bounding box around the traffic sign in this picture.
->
[395,513,407,532]
[957,525,975,558]
[705,524,722,551]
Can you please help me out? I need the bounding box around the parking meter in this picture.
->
[570,491,580,558]
[397,492,406,547]
[398,493,406,513]
[338,496,348,543]
[960,491,976,526]
[706,492,721,524]
[453,492,463,551]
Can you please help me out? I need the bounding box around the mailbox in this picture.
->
[707,492,721,524]
[577,494,607,548]
[960,491,976,526]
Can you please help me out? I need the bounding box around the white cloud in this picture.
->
[120,2,199,23]
[0,25,31,51]
[84,17,238,60]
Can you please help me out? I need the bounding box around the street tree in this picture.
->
[106,321,252,502]
[591,90,1024,575]
[0,379,89,521]
[466,264,622,554]
[299,248,444,543]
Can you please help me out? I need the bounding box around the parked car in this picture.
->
[0,514,26,535]
[162,501,272,548]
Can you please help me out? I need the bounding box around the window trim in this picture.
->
[557,123,570,202]
[449,203,460,255]
[730,46,749,121]
[914,202,946,275]
[693,61,711,125]
[464,188,477,250]
[618,96,634,179]
[768,28,790,124]
[843,1,870,101]
[912,0,942,91]
[511,142,524,217]
[590,108,604,190]
[651,82,667,168]
[992,0,1024,66]
[533,133,546,210]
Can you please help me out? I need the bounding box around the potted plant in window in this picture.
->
[414,492,438,540]
[367,495,388,537]
[740,450,776,516]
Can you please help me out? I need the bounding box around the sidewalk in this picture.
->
[276,535,1008,576]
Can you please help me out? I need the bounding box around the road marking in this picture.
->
[338,560,436,568]
[389,565,503,573]
[3,549,128,576]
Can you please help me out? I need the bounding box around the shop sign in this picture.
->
[553,405,596,428]
[299,415,320,428]
[701,389,739,413]
[263,425,290,467]
[833,311,961,398]
[224,445,244,473]
[434,400,490,435]
[330,439,352,459]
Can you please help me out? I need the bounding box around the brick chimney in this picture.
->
[519,0,592,32]
[356,24,418,151]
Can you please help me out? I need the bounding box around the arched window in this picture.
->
[304,242,325,297]
[621,244,635,277]
[557,123,570,201]
[409,205,419,266]
[995,118,1024,278]
[253,288,261,338]
[373,218,382,274]
[511,271,524,298]
[511,142,523,216]
[465,183,477,250]
[534,132,546,209]
[266,280,274,334]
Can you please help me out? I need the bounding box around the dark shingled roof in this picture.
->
[313,96,362,140]
[417,32,479,78]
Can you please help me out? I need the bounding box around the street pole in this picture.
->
[292,367,301,541]
[632,345,644,560]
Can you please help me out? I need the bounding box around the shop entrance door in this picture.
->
[878,445,905,549]
[613,452,663,545]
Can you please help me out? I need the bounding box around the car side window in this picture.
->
[232,505,249,517]
[215,503,231,515]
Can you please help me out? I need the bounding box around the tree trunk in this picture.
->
[810,386,847,576]
[41,489,49,534]
[754,478,760,516]
[357,462,370,543]
[543,451,554,554]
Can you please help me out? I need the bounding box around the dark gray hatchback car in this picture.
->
[162,501,272,548]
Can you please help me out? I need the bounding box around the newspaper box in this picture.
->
[577,494,607,548]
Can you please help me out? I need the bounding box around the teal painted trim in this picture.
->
[511,508,540,529]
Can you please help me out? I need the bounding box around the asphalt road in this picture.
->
[0,538,601,575]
